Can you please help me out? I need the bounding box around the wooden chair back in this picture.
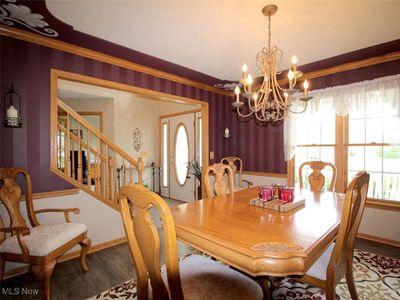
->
[299,161,337,192]
[203,163,235,198]
[327,172,369,291]
[0,168,39,230]
[120,184,184,300]
[221,156,242,186]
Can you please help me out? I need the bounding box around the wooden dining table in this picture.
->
[170,187,345,277]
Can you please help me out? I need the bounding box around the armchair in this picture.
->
[0,168,91,300]
[221,156,253,189]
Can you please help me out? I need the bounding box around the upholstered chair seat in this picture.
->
[160,254,263,300]
[305,243,335,281]
[0,223,87,257]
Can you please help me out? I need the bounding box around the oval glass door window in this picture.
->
[174,124,189,186]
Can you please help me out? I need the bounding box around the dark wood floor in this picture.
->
[1,196,399,300]
[0,238,194,300]
[2,239,398,300]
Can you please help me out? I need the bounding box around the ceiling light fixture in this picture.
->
[232,4,313,122]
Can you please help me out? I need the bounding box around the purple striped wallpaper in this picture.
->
[0,35,287,193]
[1,3,399,194]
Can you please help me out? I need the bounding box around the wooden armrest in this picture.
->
[0,226,30,235]
[35,208,80,223]
[0,227,30,257]
[241,179,254,187]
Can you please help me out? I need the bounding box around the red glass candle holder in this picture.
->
[259,186,273,202]
[280,187,295,202]
[272,184,283,199]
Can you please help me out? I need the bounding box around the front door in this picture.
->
[161,111,200,202]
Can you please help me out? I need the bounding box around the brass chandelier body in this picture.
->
[233,4,312,122]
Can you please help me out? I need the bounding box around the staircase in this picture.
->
[51,99,143,211]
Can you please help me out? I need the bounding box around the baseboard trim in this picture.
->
[2,236,127,280]
[357,233,400,248]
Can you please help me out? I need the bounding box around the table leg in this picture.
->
[256,277,271,300]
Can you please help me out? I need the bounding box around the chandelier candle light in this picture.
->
[233,4,313,122]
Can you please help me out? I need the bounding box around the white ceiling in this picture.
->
[47,1,400,82]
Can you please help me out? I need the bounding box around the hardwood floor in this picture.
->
[355,238,400,259]
[0,239,193,300]
[0,196,398,299]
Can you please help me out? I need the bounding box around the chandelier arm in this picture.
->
[255,109,269,122]
[272,104,286,122]
[287,101,308,114]
[248,97,257,112]
[236,106,255,118]
[272,71,285,93]
[271,85,286,111]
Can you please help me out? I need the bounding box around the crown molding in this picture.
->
[0,25,231,97]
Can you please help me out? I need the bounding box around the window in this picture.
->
[293,101,336,192]
[174,123,189,186]
[162,122,168,187]
[289,75,400,204]
[346,95,400,200]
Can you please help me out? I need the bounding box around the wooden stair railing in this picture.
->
[52,99,143,211]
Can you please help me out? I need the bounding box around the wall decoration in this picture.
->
[132,128,143,152]
[0,0,59,37]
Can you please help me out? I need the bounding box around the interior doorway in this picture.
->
[51,70,209,197]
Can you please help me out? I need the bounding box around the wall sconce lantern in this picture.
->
[223,127,230,139]
[3,84,23,128]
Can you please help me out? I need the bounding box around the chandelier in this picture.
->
[232,4,313,122]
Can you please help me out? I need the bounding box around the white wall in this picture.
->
[0,190,125,272]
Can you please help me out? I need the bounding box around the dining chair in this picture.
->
[203,163,235,198]
[299,161,337,192]
[220,156,253,189]
[298,171,370,300]
[0,168,91,300]
[119,184,263,300]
